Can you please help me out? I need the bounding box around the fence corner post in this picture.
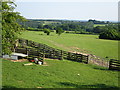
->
[87,54,91,64]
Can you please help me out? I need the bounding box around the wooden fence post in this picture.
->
[75,53,78,62]
[43,45,45,58]
[68,52,71,60]
[87,55,91,64]
[109,59,112,70]
[59,50,63,60]
[26,48,28,55]
[81,55,83,62]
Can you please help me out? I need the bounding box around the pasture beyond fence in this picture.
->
[14,38,119,70]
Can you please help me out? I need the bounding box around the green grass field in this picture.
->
[2,58,119,88]
[94,24,106,27]
[19,31,118,60]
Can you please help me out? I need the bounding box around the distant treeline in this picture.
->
[19,19,119,40]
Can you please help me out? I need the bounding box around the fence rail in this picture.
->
[109,59,120,71]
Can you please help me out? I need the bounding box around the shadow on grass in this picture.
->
[57,82,119,88]
[2,85,17,88]
[88,64,119,71]
[92,67,110,71]
[92,67,119,71]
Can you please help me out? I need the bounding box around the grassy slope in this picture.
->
[2,58,119,88]
[20,31,118,60]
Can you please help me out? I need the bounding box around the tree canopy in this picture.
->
[99,24,120,40]
[2,1,26,54]
[56,27,64,36]
[43,29,51,35]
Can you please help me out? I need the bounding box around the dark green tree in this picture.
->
[93,26,105,33]
[56,27,64,36]
[2,1,26,54]
[61,24,69,30]
[37,24,43,29]
[99,25,120,40]
[43,29,51,35]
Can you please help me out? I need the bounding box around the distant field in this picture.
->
[94,24,106,27]
[37,21,61,25]
[20,31,118,60]
[2,58,119,88]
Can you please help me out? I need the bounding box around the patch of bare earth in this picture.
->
[68,47,90,56]
[42,61,49,66]
[11,59,28,62]
[70,46,91,54]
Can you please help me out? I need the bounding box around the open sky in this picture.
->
[15,0,119,21]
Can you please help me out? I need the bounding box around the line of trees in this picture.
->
[37,22,119,40]
[19,15,119,40]
[36,21,94,34]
